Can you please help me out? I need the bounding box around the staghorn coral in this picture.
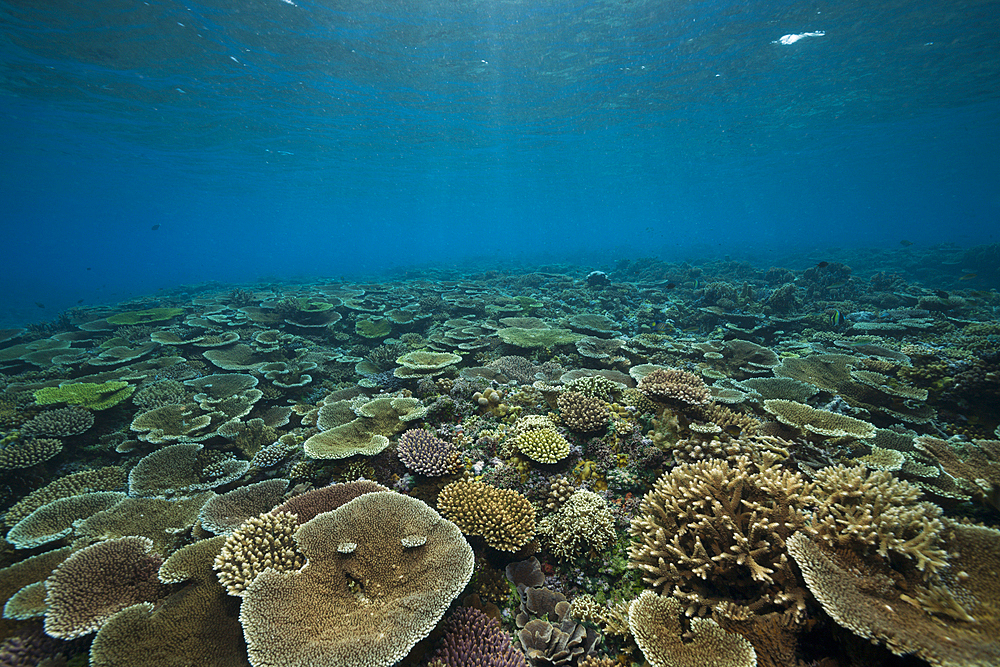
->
[438,480,536,552]
[43,536,165,639]
[397,428,463,476]
[628,590,756,667]
[628,455,812,617]
[510,427,571,464]
[637,368,710,407]
[18,407,93,438]
[239,491,474,667]
[213,510,305,597]
[537,489,616,563]
[427,605,528,667]
[557,391,609,433]
[90,535,249,667]
[807,464,950,575]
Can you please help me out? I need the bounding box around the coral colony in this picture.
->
[0,253,999,667]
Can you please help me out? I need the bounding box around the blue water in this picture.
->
[2,0,999,325]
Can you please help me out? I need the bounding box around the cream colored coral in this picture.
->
[628,590,756,667]
[537,489,616,562]
[510,427,570,464]
[213,510,304,596]
[438,480,535,552]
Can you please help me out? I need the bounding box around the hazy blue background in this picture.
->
[1,0,998,325]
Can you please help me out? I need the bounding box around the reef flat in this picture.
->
[0,251,999,667]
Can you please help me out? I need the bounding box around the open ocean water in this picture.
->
[1,0,999,665]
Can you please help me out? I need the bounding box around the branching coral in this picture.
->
[628,454,813,617]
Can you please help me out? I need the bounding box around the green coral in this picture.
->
[511,427,570,464]
[105,308,184,326]
[355,317,391,338]
[497,327,582,349]
[34,381,135,411]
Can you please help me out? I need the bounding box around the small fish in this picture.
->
[816,261,829,268]
[827,281,848,289]
[665,282,677,290]
[77,299,84,304]
[959,273,978,281]
[693,279,700,289]
[35,302,45,308]
[934,290,949,298]
[830,309,843,326]
[652,321,669,333]
[151,224,160,231]
[900,239,914,246]
[723,424,743,438]
[86,267,92,271]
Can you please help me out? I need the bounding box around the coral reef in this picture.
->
[1,258,999,666]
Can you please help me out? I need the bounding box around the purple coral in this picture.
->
[397,428,462,476]
[428,606,527,667]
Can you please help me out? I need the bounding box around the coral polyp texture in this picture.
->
[1,258,999,666]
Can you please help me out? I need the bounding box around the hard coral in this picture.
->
[537,489,616,563]
[637,368,710,407]
[397,428,462,476]
[213,510,305,597]
[438,480,536,552]
[240,491,474,667]
[428,606,528,667]
[510,427,571,464]
[628,590,756,667]
[43,536,165,639]
[557,391,609,433]
[628,455,812,617]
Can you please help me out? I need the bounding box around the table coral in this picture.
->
[0,436,62,469]
[18,406,94,437]
[239,491,474,667]
[628,590,756,667]
[43,536,165,639]
[33,381,134,410]
[6,491,126,549]
[90,535,249,667]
